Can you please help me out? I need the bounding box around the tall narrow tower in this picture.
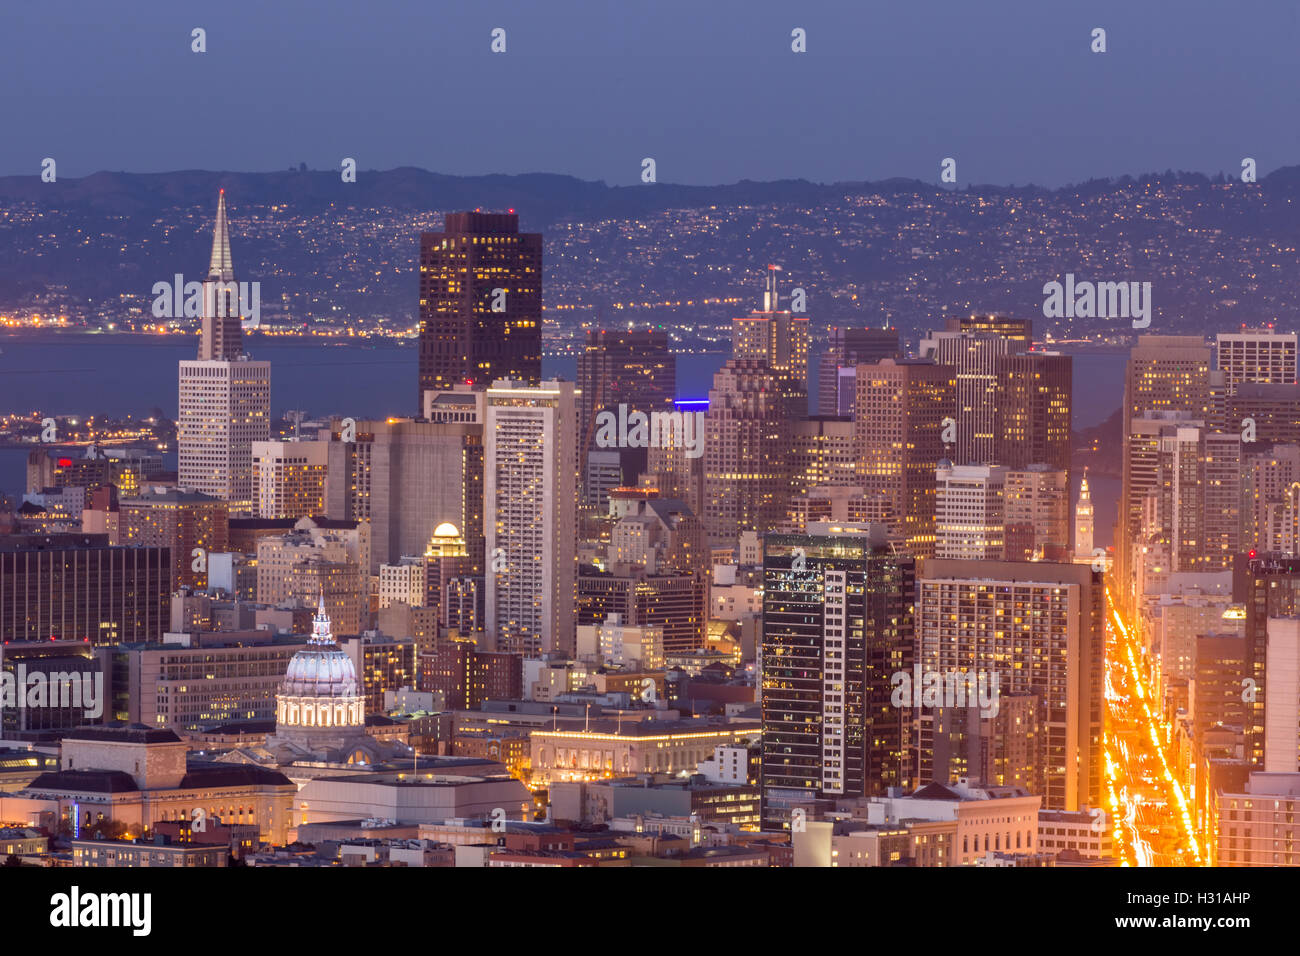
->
[178,191,271,516]
[199,189,243,361]
[1075,470,1094,558]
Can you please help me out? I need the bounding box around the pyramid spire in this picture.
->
[207,189,234,282]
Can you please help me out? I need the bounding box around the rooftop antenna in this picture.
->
[765,264,782,311]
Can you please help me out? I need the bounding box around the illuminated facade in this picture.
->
[253,439,328,519]
[854,359,956,559]
[486,379,577,656]
[761,523,916,829]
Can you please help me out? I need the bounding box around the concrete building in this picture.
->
[485,379,577,657]
[918,560,1104,811]
[854,359,956,558]
[253,439,329,519]
[935,463,1007,560]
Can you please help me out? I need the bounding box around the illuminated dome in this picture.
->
[432,522,460,538]
[275,594,364,733]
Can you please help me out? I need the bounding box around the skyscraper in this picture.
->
[1117,336,1211,611]
[485,379,577,656]
[327,389,485,575]
[417,211,541,404]
[702,360,793,550]
[994,351,1072,473]
[731,265,810,415]
[761,522,915,828]
[178,192,271,517]
[816,327,900,416]
[854,359,957,558]
[918,559,1105,811]
[1217,329,1298,389]
[576,328,676,492]
[934,463,1007,560]
[919,332,1017,465]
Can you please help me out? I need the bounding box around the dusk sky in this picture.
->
[2,0,1297,186]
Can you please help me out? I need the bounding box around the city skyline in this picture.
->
[1,5,1294,931]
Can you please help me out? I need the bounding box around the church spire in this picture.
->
[208,188,234,282]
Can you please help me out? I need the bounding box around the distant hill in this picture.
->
[2,165,1298,337]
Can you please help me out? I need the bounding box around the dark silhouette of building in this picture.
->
[417,211,541,405]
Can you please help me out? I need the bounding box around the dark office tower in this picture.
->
[854,359,956,559]
[199,189,242,362]
[702,360,793,550]
[995,352,1073,473]
[1193,633,1250,750]
[0,534,169,644]
[760,523,915,829]
[576,328,676,488]
[1233,554,1300,769]
[947,314,1034,348]
[731,266,810,415]
[816,327,900,416]
[1117,336,1211,613]
[417,211,542,404]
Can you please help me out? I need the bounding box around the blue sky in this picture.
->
[2,0,1297,186]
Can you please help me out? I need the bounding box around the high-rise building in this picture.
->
[485,379,577,656]
[917,559,1105,811]
[1264,617,1300,773]
[576,328,676,490]
[422,637,523,710]
[1224,383,1300,446]
[1217,329,1298,389]
[854,359,956,558]
[761,523,915,828]
[253,440,329,519]
[731,266,810,414]
[790,416,857,497]
[947,314,1033,347]
[178,192,271,517]
[1192,632,1250,756]
[1002,465,1070,561]
[417,211,541,403]
[934,463,1007,560]
[118,488,230,591]
[1231,553,1300,768]
[816,327,899,416]
[702,360,793,550]
[1242,445,1300,552]
[919,332,1017,465]
[1074,471,1095,558]
[328,391,485,574]
[994,352,1072,473]
[1117,337,1211,611]
[576,566,707,655]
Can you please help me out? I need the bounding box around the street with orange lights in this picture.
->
[1104,585,1203,867]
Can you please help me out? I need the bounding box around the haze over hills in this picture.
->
[2,165,1299,342]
